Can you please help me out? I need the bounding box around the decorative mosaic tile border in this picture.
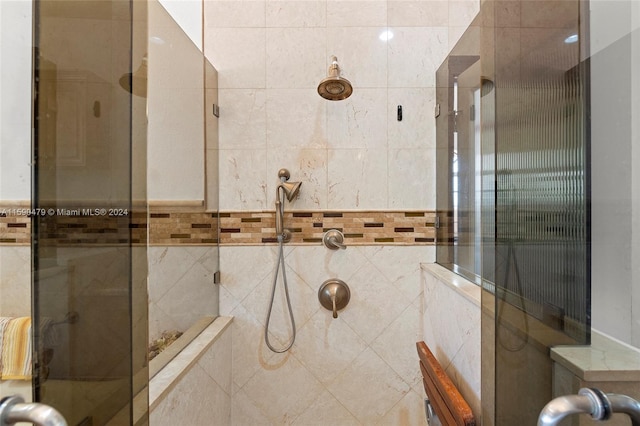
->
[0,206,435,246]
[149,212,217,245]
[0,213,30,244]
[219,210,436,246]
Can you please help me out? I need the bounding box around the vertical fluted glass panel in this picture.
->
[491,1,589,424]
[495,72,588,339]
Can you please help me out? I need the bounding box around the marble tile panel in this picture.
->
[422,263,481,306]
[422,271,473,368]
[150,363,228,425]
[360,246,428,301]
[388,1,449,27]
[371,303,424,388]
[231,385,274,426]
[205,28,266,89]
[292,389,360,425]
[291,310,368,386]
[266,1,327,28]
[495,0,521,28]
[326,88,388,150]
[327,347,410,424]
[552,329,640,382]
[240,264,319,344]
[388,88,436,149]
[265,148,328,210]
[377,388,429,426]
[219,148,268,210]
[155,260,217,331]
[206,147,220,212]
[148,302,181,342]
[285,246,369,289]
[220,246,280,305]
[230,303,271,389]
[326,1,387,27]
[204,1,266,28]
[445,324,482,420]
[449,1,480,28]
[266,28,327,89]
[326,27,388,88]
[184,246,218,272]
[148,247,197,304]
[388,148,435,209]
[448,25,470,50]
[327,148,388,209]
[0,246,30,316]
[388,27,449,88]
[218,89,267,150]
[266,89,328,150]
[219,284,241,317]
[241,355,325,424]
[198,324,233,395]
[338,260,411,344]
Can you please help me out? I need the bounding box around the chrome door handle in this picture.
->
[538,388,640,426]
[0,395,67,426]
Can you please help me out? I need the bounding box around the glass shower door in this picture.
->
[32,0,148,424]
[477,0,591,423]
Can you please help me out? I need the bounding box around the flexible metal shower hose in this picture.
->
[264,234,296,353]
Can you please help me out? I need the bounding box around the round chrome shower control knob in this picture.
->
[318,279,350,318]
[323,229,346,250]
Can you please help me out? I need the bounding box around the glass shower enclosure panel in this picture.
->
[435,16,483,283]
[33,0,149,424]
[489,0,590,423]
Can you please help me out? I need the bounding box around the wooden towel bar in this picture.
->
[416,341,476,426]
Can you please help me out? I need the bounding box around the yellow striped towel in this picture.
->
[0,317,32,380]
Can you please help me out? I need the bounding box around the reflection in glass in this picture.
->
[437,2,590,424]
[33,0,148,423]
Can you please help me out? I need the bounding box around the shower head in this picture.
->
[318,56,353,101]
[280,181,302,202]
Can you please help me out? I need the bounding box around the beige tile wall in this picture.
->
[221,244,433,425]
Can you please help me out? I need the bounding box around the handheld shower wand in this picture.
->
[274,168,301,243]
[265,168,301,353]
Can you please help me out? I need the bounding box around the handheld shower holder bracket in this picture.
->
[281,229,293,243]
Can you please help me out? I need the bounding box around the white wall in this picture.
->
[0,0,32,201]
[158,0,202,51]
[590,0,640,347]
[632,0,640,348]
[0,0,33,399]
